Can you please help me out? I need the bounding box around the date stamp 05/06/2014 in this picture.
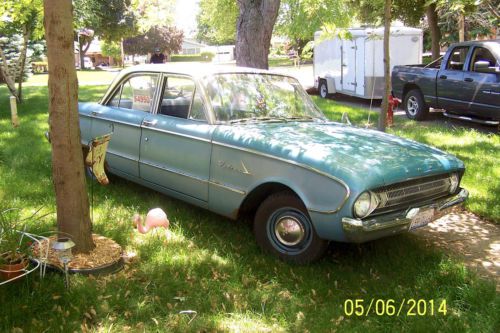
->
[343,299,447,317]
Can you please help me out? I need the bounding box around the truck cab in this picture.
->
[392,40,500,125]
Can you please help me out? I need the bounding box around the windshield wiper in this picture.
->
[282,116,325,122]
[227,116,324,124]
[228,117,284,124]
[227,118,253,124]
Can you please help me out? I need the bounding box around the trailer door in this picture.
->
[342,39,357,92]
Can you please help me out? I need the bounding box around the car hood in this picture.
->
[212,121,464,190]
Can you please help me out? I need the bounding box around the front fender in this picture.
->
[207,142,350,220]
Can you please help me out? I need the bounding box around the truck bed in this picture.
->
[391,65,439,105]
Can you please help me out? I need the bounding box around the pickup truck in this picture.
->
[392,40,499,125]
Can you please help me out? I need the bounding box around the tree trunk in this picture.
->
[0,47,19,101]
[458,13,465,42]
[426,3,441,61]
[378,0,391,132]
[79,38,91,69]
[16,25,32,103]
[235,0,280,69]
[44,0,95,253]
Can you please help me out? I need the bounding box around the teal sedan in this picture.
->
[78,64,468,263]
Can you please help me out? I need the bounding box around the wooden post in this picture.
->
[10,95,19,127]
[120,38,125,67]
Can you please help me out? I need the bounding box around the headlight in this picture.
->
[449,173,459,193]
[353,191,379,218]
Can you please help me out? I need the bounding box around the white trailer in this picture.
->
[314,26,423,99]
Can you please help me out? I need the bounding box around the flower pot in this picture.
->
[0,254,28,282]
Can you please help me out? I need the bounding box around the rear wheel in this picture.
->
[319,80,330,99]
[254,191,328,264]
[404,89,429,120]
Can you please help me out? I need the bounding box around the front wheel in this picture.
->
[404,89,429,120]
[254,192,328,264]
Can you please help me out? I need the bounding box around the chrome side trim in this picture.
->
[139,160,245,195]
[209,180,246,195]
[308,207,344,214]
[141,126,212,143]
[140,160,209,184]
[212,141,351,214]
[107,150,139,163]
[94,117,142,128]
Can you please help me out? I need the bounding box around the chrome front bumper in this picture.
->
[341,188,469,243]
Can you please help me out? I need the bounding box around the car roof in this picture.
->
[100,63,299,107]
[117,63,280,79]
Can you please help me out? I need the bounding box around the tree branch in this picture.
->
[484,0,500,20]
[0,46,19,100]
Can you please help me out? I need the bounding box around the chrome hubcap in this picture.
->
[274,216,305,246]
[407,96,419,116]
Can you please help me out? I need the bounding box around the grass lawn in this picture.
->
[268,57,294,67]
[0,86,498,332]
[25,70,119,86]
[268,57,313,67]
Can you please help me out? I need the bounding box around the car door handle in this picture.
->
[91,111,100,116]
[439,75,447,80]
[142,119,158,127]
[464,77,473,82]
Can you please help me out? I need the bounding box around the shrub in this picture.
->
[170,53,213,62]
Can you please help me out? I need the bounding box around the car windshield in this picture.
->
[203,73,326,123]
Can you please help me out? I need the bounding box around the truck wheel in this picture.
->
[404,89,429,120]
[254,191,328,264]
[319,80,330,99]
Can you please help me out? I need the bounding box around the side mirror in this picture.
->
[473,60,490,71]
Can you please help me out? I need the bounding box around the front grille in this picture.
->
[372,174,452,215]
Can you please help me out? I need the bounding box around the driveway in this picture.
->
[413,209,500,289]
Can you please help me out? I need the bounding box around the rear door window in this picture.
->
[108,74,159,112]
[445,46,470,71]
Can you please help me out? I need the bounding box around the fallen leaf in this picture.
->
[100,301,110,313]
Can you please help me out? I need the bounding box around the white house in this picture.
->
[180,39,208,55]
[205,45,236,63]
